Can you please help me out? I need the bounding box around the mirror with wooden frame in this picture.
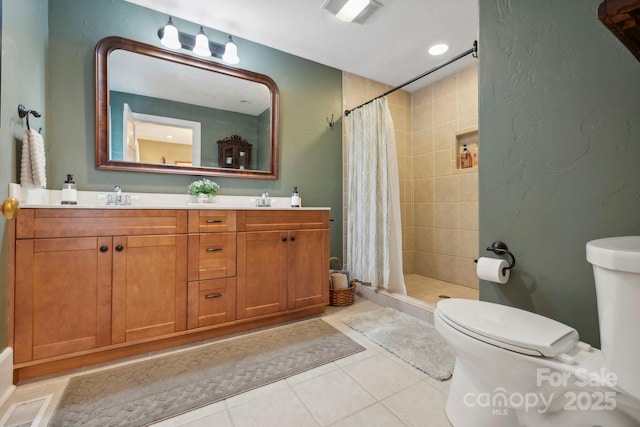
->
[95,36,279,179]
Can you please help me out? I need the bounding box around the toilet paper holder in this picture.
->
[478,241,516,271]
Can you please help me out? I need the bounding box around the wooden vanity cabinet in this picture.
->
[13,209,188,363]
[236,210,330,319]
[10,207,329,381]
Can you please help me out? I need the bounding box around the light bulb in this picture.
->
[222,36,240,64]
[160,17,181,50]
[193,27,211,57]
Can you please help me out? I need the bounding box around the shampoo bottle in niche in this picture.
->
[291,186,301,207]
[461,144,472,169]
[61,174,77,205]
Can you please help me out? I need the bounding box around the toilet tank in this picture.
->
[586,236,640,400]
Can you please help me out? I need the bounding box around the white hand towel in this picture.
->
[28,129,47,188]
[20,129,35,187]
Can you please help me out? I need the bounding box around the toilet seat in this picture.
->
[436,299,579,357]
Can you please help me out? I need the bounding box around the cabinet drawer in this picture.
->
[188,233,236,281]
[187,279,236,329]
[188,210,236,233]
[237,210,329,231]
[17,209,187,239]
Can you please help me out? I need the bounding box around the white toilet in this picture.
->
[434,236,640,427]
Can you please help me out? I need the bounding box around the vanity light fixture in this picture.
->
[222,36,240,64]
[157,17,240,64]
[321,0,382,24]
[193,27,212,57]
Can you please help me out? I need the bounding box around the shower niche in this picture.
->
[455,129,478,170]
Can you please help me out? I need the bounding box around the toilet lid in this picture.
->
[436,299,579,357]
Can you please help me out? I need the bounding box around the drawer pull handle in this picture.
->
[205,219,223,224]
[205,293,223,299]
[206,247,223,252]
[99,245,108,253]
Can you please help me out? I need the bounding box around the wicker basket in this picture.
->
[329,257,356,306]
[330,281,356,306]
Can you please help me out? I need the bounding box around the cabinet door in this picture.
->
[112,234,187,343]
[287,229,330,309]
[14,237,112,363]
[236,231,288,319]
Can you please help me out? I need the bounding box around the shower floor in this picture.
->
[404,274,478,305]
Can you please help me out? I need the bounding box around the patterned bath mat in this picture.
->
[343,307,454,380]
[50,318,365,426]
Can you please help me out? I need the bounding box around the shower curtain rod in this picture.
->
[344,40,478,116]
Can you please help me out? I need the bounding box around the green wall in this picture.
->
[479,0,640,347]
[47,0,344,257]
[0,0,48,350]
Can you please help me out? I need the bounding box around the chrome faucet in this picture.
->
[114,185,122,204]
[104,185,131,206]
[256,191,271,207]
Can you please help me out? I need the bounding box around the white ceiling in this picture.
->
[124,0,479,93]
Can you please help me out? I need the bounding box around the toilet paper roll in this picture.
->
[476,257,510,284]
[330,273,349,290]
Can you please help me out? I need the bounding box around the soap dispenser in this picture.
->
[291,186,300,208]
[61,174,78,205]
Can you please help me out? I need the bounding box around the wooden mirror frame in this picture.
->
[95,36,279,179]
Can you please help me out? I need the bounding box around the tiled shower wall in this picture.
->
[410,62,479,288]
[342,61,478,289]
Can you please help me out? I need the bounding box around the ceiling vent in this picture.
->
[321,0,383,24]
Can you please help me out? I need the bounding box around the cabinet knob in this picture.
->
[100,245,108,252]
[115,245,124,252]
[206,247,223,252]
[290,236,296,242]
[281,236,287,242]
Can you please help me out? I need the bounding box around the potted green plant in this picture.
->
[188,178,220,203]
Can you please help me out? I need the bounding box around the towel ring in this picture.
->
[18,104,42,131]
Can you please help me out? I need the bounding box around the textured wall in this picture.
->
[479,0,640,346]
[0,0,48,350]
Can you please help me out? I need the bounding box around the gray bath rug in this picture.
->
[49,318,365,426]
[342,307,454,380]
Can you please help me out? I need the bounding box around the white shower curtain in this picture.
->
[347,97,406,294]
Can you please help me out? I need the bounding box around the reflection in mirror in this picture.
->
[95,36,279,179]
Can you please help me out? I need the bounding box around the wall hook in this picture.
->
[18,104,42,131]
[486,240,516,270]
[327,114,336,129]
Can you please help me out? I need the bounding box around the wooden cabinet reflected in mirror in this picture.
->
[95,36,279,179]
[218,135,252,170]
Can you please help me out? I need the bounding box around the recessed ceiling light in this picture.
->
[166,135,173,139]
[428,44,449,56]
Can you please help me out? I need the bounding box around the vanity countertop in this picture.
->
[9,184,329,211]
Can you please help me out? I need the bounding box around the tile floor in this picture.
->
[404,274,478,305]
[0,297,453,427]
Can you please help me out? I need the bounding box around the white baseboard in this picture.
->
[0,348,16,408]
